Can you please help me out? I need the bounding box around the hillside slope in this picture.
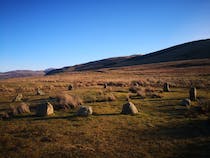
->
[0,70,44,80]
[47,39,210,75]
[119,39,210,66]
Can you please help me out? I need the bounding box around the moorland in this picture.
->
[0,39,210,158]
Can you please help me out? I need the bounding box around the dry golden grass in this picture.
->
[0,59,210,158]
[55,92,83,109]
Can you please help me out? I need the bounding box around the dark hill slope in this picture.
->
[46,56,137,75]
[118,39,210,66]
[47,39,210,75]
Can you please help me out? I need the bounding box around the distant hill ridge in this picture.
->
[0,70,44,80]
[46,39,210,75]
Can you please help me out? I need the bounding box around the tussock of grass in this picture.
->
[55,92,83,110]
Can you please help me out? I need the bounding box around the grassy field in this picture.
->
[1,59,210,158]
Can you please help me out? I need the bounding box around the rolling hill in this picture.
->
[0,70,45,80]
[46,39,210,75]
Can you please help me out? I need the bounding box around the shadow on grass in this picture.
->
[155,119,210,158]
[120,119,210,158]
[148,98,183,102]
[13,114,37,119]
[156,119,210,139]
[93,113,121,116]
[0,108,9,112]
[30,98,55,103]
[5,111,78,121]
[0,101,11,104]
[161,108,186,115]
[32,115,77,121]
[2,114,39,121]
[32,112,122,121]
[157,105,187,118]
[173,139,210,158]
[5,111,122,121]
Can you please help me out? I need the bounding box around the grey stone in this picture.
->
[37,88,45,95]
[163,83,170,92]
[13,93,23,102]
[77,106,93,117]
[181,98,191,106]
[189,87,197,101]
[36,102,54,116]
[121,102,138,115]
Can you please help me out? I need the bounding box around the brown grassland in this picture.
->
[0,59,210,158]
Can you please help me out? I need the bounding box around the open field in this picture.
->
[1,59,210,158]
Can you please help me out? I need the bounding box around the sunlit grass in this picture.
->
[0,62,210,158]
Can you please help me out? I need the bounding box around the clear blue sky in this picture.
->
[0,0,210,72]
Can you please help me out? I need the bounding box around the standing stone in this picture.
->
[104,83,107,89]
[121,102,138,115]
[189,87,197,101]
[13,93,23,102]
[163,83,170,92]
[36,102,54,116]
[181,98,191,107]
[77,106,93,117]
[133,82,139,87]
[37,88,45,95]
[68,84,73,90]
